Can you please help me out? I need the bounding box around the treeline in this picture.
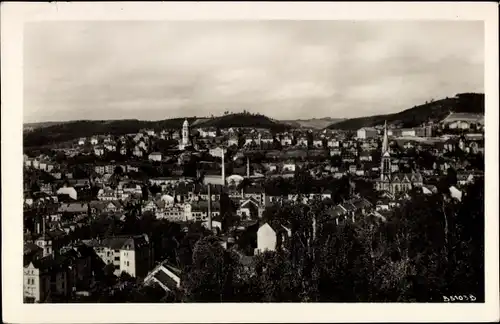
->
[23,118,197,148]
[179,177,484,302]
[198,113,290,132]
[329,93,485,130]
[24,113,291,148]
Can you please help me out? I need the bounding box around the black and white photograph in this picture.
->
[2,2,499,323]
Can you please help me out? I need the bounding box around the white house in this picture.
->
[209,147,225,159]
[90,234,150,277]
[313,139,323,148]
[282,163,296,173]
[255,222,292,254]
[297,137,308,147]
[280,136,293,147]
[56,186,77,200]
[327,139,341,148]
[104,143,117,152]
[226,174,245,187]
[94,147,105,156]
[449,186,463,202]
[23,260,55,303]
[133,146,143,157]
[330,148,342,156]
[148,152,162,162]
[357,127,378,139]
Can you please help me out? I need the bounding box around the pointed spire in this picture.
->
[382,120,389,154]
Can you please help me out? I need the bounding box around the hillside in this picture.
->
[23,113,290,148]
[328,93,485,130]
[23,118,198,148]
[23,121,66,130]
[281,117,345,129]
[196,113,290,131]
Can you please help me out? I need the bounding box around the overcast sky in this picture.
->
[24,21,484,123]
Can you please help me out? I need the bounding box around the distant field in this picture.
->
[281,118,345,129]
[191,118,210,126]
[23,121,67,130]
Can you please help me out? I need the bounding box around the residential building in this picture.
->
[143,262,182,292]
[148,152,163,162]
[357,127,378,139]
[88,234,150,278]
[255,221,292,254]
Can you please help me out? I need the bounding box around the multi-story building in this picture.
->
[90,234,150,278]
[357,127,378,139]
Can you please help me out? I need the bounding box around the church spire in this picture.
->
[380,120,391,181]
[382,120,389,154]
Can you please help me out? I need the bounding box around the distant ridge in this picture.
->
[23,113,290,147]
[281,117,345,129]
[194,113,290,131]
[327,93,484,130]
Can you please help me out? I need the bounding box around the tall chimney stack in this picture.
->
[246,157,250,178]
[312,214,317,241]
[221,149,225,186]
[207,184,212,231]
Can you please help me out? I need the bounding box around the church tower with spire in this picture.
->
[376,121,424,195]
[380,120,391,181]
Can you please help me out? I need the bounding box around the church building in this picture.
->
[376,121,423,194]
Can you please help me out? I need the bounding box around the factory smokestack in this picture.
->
[312,214,317,241]
[221,149,225,186]
[207,184,212,231]
[246,157,250,178]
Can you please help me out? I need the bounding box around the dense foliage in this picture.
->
[24,118,194,148]
[181,178,484,302]
[198,112,290,132]
[24,113,290,148]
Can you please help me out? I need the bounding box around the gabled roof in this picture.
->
[261,220,291,234]
[442,112,484,123]
[24,243,42,255]
[240,197,260,208]
[58,202,88,213]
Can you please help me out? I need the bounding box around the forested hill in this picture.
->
[196,113,290,131]
[23,118,197,148]
[327,93,485,130]
[23,113,290,147]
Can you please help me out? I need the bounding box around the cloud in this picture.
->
[23,21,484,122]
